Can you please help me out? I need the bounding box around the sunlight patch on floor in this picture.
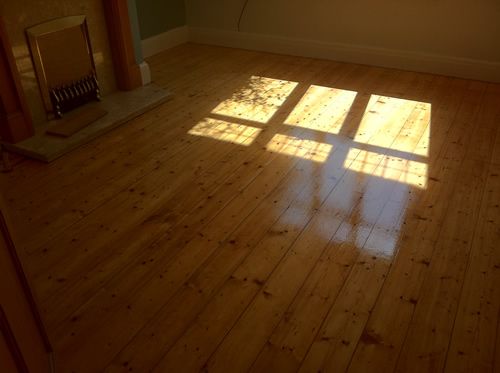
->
[353,95,431,156]
[413,115,431,157]
[211,76,298,123]
[387,102,431,157]
[266,134,333,163]
[284,85,357,134]
[188,118,262,146]
[345,149,428,189]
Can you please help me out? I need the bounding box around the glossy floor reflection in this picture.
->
[189,75,432,258]
[2,44,499,373]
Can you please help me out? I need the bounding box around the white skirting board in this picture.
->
[141,26,190,58]
[142,26,500,83]
[189,27,500,83]
[139,61,151,85]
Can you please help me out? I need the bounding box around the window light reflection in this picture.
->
[188,118,262,146]
[266,134,333,163]
[284,85,357,134]
[211,76,298,123]
[345,149,428,189]
[354,96,431,157]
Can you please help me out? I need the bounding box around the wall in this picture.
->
[186,0,500,78]
[135,0,186,39]
[128,0,144,64]
[1,0,117,125]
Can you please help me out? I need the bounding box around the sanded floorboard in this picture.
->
[1,43,499,373]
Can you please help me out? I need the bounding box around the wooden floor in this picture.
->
[1,43,500,373]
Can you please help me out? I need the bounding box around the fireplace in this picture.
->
[1,0,117,129]
[0,0,171,161]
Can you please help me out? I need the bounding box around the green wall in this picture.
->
[128,0,144,63]
[135,0,186,39]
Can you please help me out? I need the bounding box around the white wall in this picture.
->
[185,0,500,80]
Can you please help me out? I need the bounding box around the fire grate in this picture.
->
[49,73,101,117]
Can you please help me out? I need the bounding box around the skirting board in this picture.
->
[139,61,151,85]
[141,26,189,58]
[189,27,500,83]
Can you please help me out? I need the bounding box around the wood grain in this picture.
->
[1,44,498,373]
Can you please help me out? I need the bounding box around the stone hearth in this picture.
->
[3,85,170,162]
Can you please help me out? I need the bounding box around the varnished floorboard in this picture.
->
[1,43,499,372]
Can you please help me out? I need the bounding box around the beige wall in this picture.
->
[186,0,500,63]
[1,0,116,124]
